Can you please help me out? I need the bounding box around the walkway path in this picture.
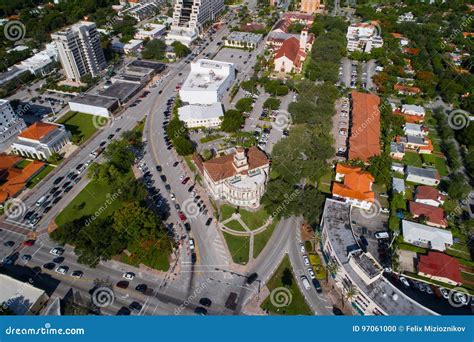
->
[220,213,273,261]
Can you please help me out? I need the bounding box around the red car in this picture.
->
[23,240,35,246]
[178,212,187,222]
[181,177,190,184]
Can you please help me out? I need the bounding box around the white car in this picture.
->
[399,276,410,288]
[189,238,195,251]
[170,193,176,201]
[439,287,450,299]
[303,255,310,266]
[179,175,185,181]
[55,266,69,275]
[50,248,64,256]
[123,272,135,280]
[307,267,315,279]
[299,243,306,253]
[300,275,311,290]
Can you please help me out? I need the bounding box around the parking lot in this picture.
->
[338,58,377,91]
[213,47,253,72]
[332,97,349,161]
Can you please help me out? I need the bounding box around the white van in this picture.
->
[374,231,390,240]
[300,275,311,290]
[36,196,47,207]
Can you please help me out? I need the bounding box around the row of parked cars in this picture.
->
[299,243,322,293]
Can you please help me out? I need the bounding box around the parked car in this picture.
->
[246,272,258,284]
[50,247,64,256]
[199,298,212,307]
[123,272,135,280]
[300,275,311,290]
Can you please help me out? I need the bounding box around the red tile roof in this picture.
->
[333,164,375,202]
[0,155,45,203]
[418,252,462,284]
[403,47,420,55]
[409,201,447,228]
[415,186,446,203]
[274,37,306,68]
[348,91,381,163]
[18,122,58,141]
[394,84,421,94]
[202,147,269,183]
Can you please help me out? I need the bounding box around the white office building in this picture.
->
[0,100,26,143]
[178,103,223,128]
[135,24,166,40]
[18,43,58,77]
[346,23,383,53]
[166,0,225,46]
[180,59,235,105]
[51,21,107,82]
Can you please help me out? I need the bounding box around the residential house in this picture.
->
[392,162,405,174]
[418,252,462,286]
[408,201,447,228]
[392,178,406,195]
[394,84,421,96]
[403,123,428,137]
[405,166,440,186]
[396,135,433,154]
[402,220,453,251]
[390,142,405,160]
[332,164,375,210]
[414,185,446,208]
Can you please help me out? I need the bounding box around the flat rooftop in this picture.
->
[322,199,433,315]
[100,81,141,102]
[69,94,119,109]
[128,60,166,73]
[0,274,46,315]
[181,59,234,92]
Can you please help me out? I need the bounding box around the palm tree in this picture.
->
[342,285,358,309]
[326,261,340,284]
[310,231,322,253]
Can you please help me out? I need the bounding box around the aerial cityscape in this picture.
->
[0,0,473,321]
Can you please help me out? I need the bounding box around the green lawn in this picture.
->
[317,170,334,194]
[261,255,313,315]
[27,165,55,189]
[57,112,104,145]
[239,207,269,230]
[402,152,423,167]
[224,219,247,232]
[421,154,448,176]
[220,204,237,221]
[253,220,277,258]
[222,232,249,265]
[55,179,123,226]
[119,245,170,272]
[309,253,326,280]
[183,155,197,173]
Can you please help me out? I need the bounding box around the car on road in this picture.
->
[299,243,306,253]
[191,252,197,264]
[160,175,167,182]
[194,307,207,315]
[170,193,176,201]
[332,306,344,315]
[107,134,114,140]
[123,272,135,280]
[135,284,148,293]
[23,240,35,246]
[300,275,311,290]
[165,184,171,191]
[55,266,69,275]
[117,307,131,315]
[71,270,83,279]
[181,177,190,184]
[312,279,322,293]
[116,281,129,289]
[173,161,179,167]
[246,272,258,284]
[129,301,142,312]
[178,212,187,221]
[156,165,162,172]
[205,217,212,226]
[307,267,316,279]
[43,262,55,270]
[199,298,212,307]
[302,255,310,266]
[53,177,64,185]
